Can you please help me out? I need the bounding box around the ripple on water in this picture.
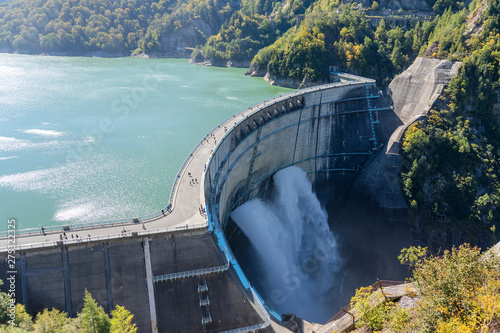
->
[22,129,65,137]
[0,136,71,152]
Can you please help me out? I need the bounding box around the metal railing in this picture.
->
[153,262,229,282]
[153,248,230,282]
[0,204,172,239]
[201,313,212,325]
[325,280,405,324]
[0,222,208,253]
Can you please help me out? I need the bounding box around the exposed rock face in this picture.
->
[159,32,194,57]
[160,19,214,57]
[225,59,251,68]
[245,67,267,77]
[263,72,303,88]
[261,71,328,89]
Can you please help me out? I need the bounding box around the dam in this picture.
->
[0,57,471,332]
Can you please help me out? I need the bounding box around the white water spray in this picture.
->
[231,166,341,322]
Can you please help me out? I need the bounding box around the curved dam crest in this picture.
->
[0,57,473,332]
[204,73,396,229]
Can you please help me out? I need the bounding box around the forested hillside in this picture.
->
[0,0,234,55]
[400,0,500,247]
[0,0,438,63]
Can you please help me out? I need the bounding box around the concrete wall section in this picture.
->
[292,107,320,177]
[68,245,108,315]
[354,57,462,210]
[25,249,62,271]
[27,271,66,314]
[154,277,203,332]
[154,269,265,332]
[207,269,265,331]
[149,232,224,275]
[108,240,152,332]
[0,238,155,332]
[389,57,462,124]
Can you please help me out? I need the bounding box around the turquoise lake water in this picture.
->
[0,54,291,231]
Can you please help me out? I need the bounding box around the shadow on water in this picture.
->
[226,182,414,324]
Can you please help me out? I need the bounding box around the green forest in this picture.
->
[0,0,234,55]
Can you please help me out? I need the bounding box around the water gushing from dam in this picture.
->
[231,166,341,322]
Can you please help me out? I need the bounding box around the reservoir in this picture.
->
[0,53,291,231]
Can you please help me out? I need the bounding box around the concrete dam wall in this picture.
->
[0,228,271,332]
[353,57,462,210]
[204,74,399,229]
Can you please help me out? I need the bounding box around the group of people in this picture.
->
[202,132,218,146]
[45,223,146,243]
[58,232,90,242]
[187,171,199,186]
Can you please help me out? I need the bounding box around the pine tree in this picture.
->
[79,290,110,333]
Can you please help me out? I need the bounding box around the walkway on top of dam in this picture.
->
[0,73,374,252]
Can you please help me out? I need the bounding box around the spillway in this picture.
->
[204,72,401,322]
[231,166,340,321]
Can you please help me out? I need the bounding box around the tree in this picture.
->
[0,280,13,326]
[110,305,136,333]
[400,244,500,332]
[79,290,110,333]
[12,304,32,331]
[352,245,500,332]
[350,285,395,331]
[0,326,29,332]
[391,39,403,71]
[12,27,40,51]
[32,308,68,333]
